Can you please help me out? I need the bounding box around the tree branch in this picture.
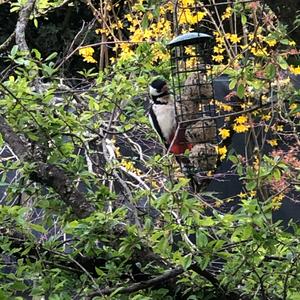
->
[0,115,95,218]
[86,267,185,298]
[0,32,16,52]
[15,0,36,52]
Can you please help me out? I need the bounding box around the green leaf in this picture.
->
[32,48,41,60]
[182,254,192,270]
[265,64,276,79]
[170,178,189,192]
[0,290,9,300]
[198,217,215,227]
[45,52,58,62]
[273,168,281,181]
[95,266,105,277]
[237,83,245,98]
[246,180,256,191]
[27,132,39,141]
[277,56,288,70]
[11,45,19,57]
[30,223,47,234]
[196,230,208,248]
[195,255,210,270]
[289,292,300,300]
[229,78,237,90]
[241,14,247,25]
[280,39,289,45]
[228,155,239,164]
[10,281,27,291]
[34,18,38,28]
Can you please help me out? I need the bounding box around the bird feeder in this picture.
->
[167,32,219,181]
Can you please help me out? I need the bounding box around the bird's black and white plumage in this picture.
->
[148,79,176,145]
[148,79,192,155]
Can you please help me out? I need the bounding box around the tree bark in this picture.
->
[15,0,36,52]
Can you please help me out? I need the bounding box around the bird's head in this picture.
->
[149,78,169,97]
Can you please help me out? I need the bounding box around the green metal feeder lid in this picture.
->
[167,32,213,48]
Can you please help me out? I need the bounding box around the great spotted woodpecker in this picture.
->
[148,78,192,155]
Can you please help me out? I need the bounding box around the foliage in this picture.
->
[0,0,300,299]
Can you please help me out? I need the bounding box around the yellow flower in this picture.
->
[238,192,247,198]
[79,47,97,64]
[216,36,225,45]
[115,147,121,158]
[125,14,133,22]
[221,6,233,20]
[235,115,248,124]
[289,40,296,47]
[233,123,250,133]
[178,9,206,25]
[196,11,206,21]
[207,170,213,177]
[271,193,284,210]
[217,145,227,160]
[216,101,233,112]
[262,113,271,121]
[276,125,284,132]
[248,33,254,40]
[251,46,268,57]
[95,28,109,34]
[289,103,297,110]
[218,128,230,139]
[83,56,97,64]
[265,39,277,47]
[290,65,300,75]
[119,43,135,60]
[79,47,94,57]
[267,139,278,147]
[117,20,123,29]
[181,0,195,5]
[151,180,159,189]
[212,55,224,63]
[213,46,225,54]
[185,46,196,56]
[228,34,241,43]
[249,190,256,197]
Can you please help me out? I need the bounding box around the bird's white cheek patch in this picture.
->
[149,86,161,96]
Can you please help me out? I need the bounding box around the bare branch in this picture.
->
[0,32,16,52]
